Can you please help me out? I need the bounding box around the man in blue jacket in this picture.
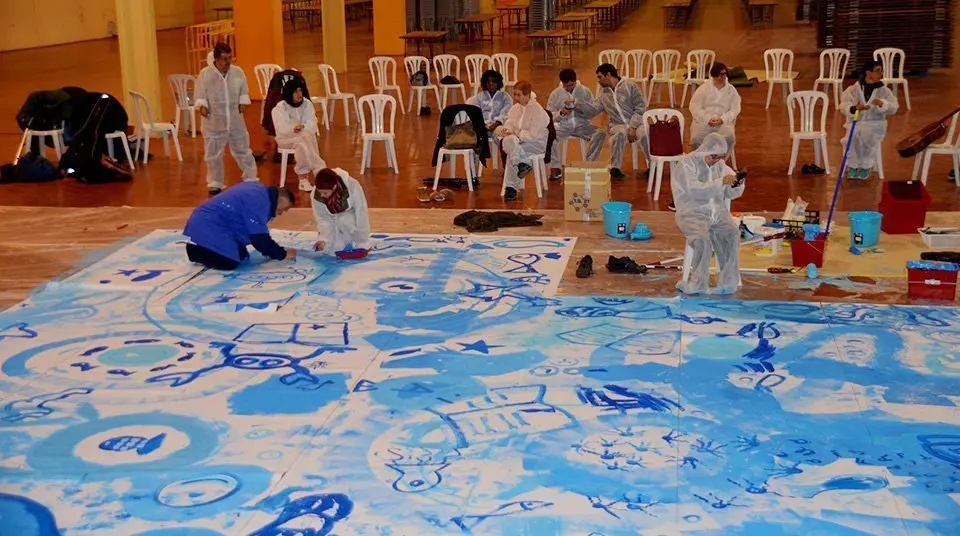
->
[183,182,297,270]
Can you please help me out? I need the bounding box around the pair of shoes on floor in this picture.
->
[667,201,676,212]
[802,164,826,174]
[504,187,518,201]
[846,167,871,180]
[610,167,626,180]
[208,187,222,196]
[576,255,593,278]
[299,177,313,192]
[606,255,647,274]
[550,168,563,181]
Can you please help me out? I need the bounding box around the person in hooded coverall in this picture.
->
[689,62,741,152]
[839,60,899,180]
[578,63,647,180]
[183,182,297,270]
[194,43,258,195]
[272,79,326,192]
[546,68,604,180]
[310,168,371,253]
[672,133,745,295]
[496,80,550,201]
[467,70,513,135]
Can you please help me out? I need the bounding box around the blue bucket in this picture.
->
[602,202,632,239]
[847,211,883,247]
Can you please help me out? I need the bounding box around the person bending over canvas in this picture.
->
[311,168,371,253]
[672,133,745,295]
[183,182,297,270]
[272,79,326,192]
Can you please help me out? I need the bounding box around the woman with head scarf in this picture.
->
[310,168,371,253]
[467,70,513,133]
[839,60,899,180]
[672,133,745,295]
[272,78,326,192]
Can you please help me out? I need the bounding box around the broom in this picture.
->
[825,110,860,237]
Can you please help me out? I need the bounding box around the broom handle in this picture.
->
[825,111,860,237]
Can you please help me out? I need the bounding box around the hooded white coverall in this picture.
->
[194,64,258,189]
[689,80,741,151]
[496,98,550,191]
[673,133,745,295]
[839,82,899,171]
[467,90,513,128]
[311,168,372,253]
[272,99,325,177]
[579,78,648,170]
[546,82,604,164]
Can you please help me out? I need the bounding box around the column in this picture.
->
[234,0,286,76]
[373,0,405,56]
[322,0,348,72]
[115,0,163,121]
[193,0,206,24]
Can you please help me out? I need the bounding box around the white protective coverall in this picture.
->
[194,64,258,189]
[839,81,899,171]
[310,168,372,253]
[467,89,513,128]
[495,97,551,191]
[272,99,326,177]
[546,82,604,164]
[689,80,741,151]
[579,78,648,170]
[672,133,745,295]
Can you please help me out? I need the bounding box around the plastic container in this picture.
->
[742,215,767,236]
[602,201,632,239]
[791,234,827,267]
[847,211,883,248]
[880,181,931,234]
[907,261,959,301]
[754,224,783,257]
[919,228,960,249]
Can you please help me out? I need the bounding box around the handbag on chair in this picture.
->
[648,118,683,157]
[444,121,478,150]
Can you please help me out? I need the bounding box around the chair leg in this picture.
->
[121,136,134,168]
[920,151,933,185]
[820,136,831,175]
[134,135,143,165]
[360,139,369,173]
[902,81,911,111]
[107,137,116,159]
[433,153,444,191]
[279,151,289,186]
[668,82,675,108]
[765,82,774,109]
[911,152,924,181]
[653,160,666,200]
[191,109,197,137]
[465,154,474,192]
[813,139,821,167]
[170,130,183,161]
[681,84,689,108]
[459,86,467,105]
[142,133,151,165]
[388,140,399,173]
[432,87,441,109]
[14,130,28,161]
[161,131,171,158]
[532,160,543,198]
[329,100,338,123]
[952,153,960,187]
[52,133,63,160]
[787,138,799,175]
[875,148,884,180]
[342,98,351,126]
[647,160,657,192]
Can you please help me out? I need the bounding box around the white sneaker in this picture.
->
[299,178,313,192]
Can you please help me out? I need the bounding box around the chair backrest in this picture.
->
[642,108,685,144]
[687,49,716,82]
[254,64,282,99]
[764,48,794,82]
[404,56,432,81]
[818,48,850,81]
[652,49,681,81]
[598,49,626,73]
[358,94,397,136]
[433,54,461,82]
[168,74,196,109]
[369,56,397,89]
[943,110,960,148]
[465,54,492,88]
[873,47,906,79]
[787,91,829,134]
[624,49,653,81]
[128,91,156,130]
[318,64,344,97]
[491,53,519,84]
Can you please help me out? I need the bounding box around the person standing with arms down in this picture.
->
[579,63,648,181]
[194,43,258,196]
[546,69,604,180]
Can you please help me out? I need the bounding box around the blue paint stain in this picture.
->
[370,375,486,410]
[99,433,166,455]
[687,337,754,359]
[248,492,353,536]
[228,373,349,415]
[0,493,59,536]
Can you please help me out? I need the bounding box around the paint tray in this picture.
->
[335,248,369,260]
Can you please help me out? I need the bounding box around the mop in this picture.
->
[825,110,861,237]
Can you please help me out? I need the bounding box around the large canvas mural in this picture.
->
[0,230,957,535]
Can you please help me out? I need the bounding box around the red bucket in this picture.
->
[791,234,826,267]
[907,266,959,302]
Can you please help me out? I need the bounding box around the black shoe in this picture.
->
[642,169,650,178]
[576,255,594,278]
[606,255,647,274]
[208,187,222,196]
[420,106,432,116]
[801,164,812,174]
[550,168,563,181]
[517,162,532,178]
[950,169,956,181]
[252,150,266,162]
[810,164,825,175]
[504,187,518,201]
[610,168,626,180]
[668,201,676,212]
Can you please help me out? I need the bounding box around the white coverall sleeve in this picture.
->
[302,100,319,134]
[494,94,513,124]
[625,84,646,130]
[519,106,550,144]
[840,85,859,120]
[720,163,745,200]
[721,87,741,125]
[874,87,899,117]
[349,178,372,249]
[577,92,605,117]
[238,69,252,106]
[546,88,565,114]
[689,85,711,125]
[272,103,295,136]
[194,69,209,110]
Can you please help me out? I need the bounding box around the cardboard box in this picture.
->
[564,161,610,222]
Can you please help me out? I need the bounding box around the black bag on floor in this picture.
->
[59,93,134,184]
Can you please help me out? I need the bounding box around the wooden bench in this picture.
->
[553,12,596,44]
[662,0,693,29]
[745,0,778,25]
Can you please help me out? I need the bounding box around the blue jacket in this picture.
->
[184,182,287,262]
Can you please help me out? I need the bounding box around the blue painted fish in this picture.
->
[98,432,166,455]
[451,500,553,532]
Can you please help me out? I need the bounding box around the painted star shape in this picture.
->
[457,340,503,354]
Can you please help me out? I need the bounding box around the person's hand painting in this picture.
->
[286,248,297,259]
[313,240,325,251]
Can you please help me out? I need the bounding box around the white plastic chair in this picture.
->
[358,94,399,174]
[14,126,64,162]
[643,108,685,201]
[369,57,406,114]
[624,49,653,100]
[104,131,135,167]
[650,49,681,107]
[404,56,442,111]
[499,153,546,198]
[465,54,492,97]
[813,48,849,110]
[491,53,519,94]
[254,64,282,121]
[764,48,795,108]
[434,149,480,191]
[560,138,588,166]
[168,74,197,138]
[874,47,911,111]
[681,49,716,108]
[318,63,358,126]
[596,49,626,94]
[277,147,297,186]
[786,91,830,176]
[434,54,467,108]
[309,96,331,131]
[913,110,960,186]
[128,91,183,164]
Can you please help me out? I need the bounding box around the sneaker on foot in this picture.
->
[610,167,626,180]
[642,169,650,178]
[846,167,860,179]
[517,162,532,178]
[299,177,313,192]
[668,201,676,212]
[208,187,222,196]
[504,187,518,201]
[550,168,563,181]
[859,167,871,179]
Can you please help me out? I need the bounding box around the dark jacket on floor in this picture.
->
[432,104,490,167]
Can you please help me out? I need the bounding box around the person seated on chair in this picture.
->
[183,182,297,270]
[579,63,648,180]
[840,60,899,180]
[272,78,326,192]
[311,168,371,253]
[495,80,550,201]
[467,70,513,135]
[689,62,740,153]
[672,133,744,295]
[546,68,604,180]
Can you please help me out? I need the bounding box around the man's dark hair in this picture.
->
[710,62,728,78]
[596,63,619,79]
[213,42,232,59]
[559,69,577,83]
[278,186,295,206]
